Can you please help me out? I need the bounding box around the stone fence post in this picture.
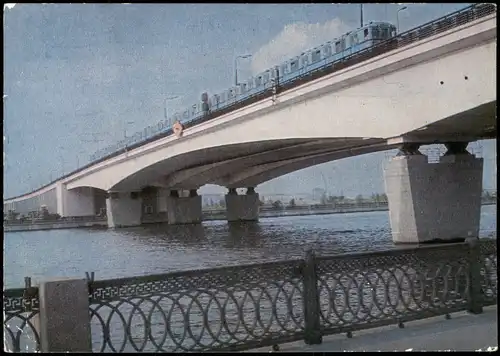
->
[466,238,484,314]
[302,249,322,345]
[37,278,92,352]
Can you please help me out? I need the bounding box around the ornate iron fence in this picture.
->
[3,278,40,353]
[87,259,305,352]
[315,243,473,336]
[3,239,497,353]
[479,238,497,306]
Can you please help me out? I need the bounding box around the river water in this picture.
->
[3,205,496,289]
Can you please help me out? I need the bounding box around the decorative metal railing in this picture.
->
[3,239,497,353]
[87,259,305,352]
[7,3,496,202]
[479,238,497,306]
[3,278,40,353]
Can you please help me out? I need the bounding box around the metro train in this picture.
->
[88,3,494,164]
[90,22,396,162]
[170,22,397,124]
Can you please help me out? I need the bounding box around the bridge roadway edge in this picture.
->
[247,305,498,352]
[3,12,496,199]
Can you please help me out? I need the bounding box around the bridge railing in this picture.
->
[3,238,496,353]
[7,4,495,203]
[87,3,496,163]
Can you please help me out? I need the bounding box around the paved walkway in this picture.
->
[250,305,497,352]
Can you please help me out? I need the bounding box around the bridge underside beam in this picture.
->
[384,142,483,244]
[156,138,360,190]
[215,141,391,188]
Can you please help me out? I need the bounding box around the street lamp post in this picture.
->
[234,54,252,86]
[396,6,408,34]
[360,4,364,28]
[164,95,180,126]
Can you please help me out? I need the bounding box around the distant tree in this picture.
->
[288,198,296,208]
[371,193,381,203]
[259,199,265,206]
[355,194,364,205]
[380,193,388,202]
[219,199,226,208]
[272,200,283,210]
[320,193,328,205]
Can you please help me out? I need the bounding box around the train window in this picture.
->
[263,71,270,84]
[281,63,287,75]
[351,33,359,45]
[228,88,235,98]
[246,78,253,90]
[364,28,369,38]
[240,83,247,92]
[372,27,380,39]
[255,76,262,86]
[322,43,332,57]
[271,67,279,79]
[382,27,389,39]
[290,59,298,72]
[312,49,321,63]
[300,53,309,68]
[191,105,197,116]
[335,41,342,53]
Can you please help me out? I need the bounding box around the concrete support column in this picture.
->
[225,187,260,222]
[106,191,143,228]
[56,183,96,217]
[38,278,91,352]
[384,143,483,244]
[165,189,202,225]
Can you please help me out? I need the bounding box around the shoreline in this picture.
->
[4,202,496,233]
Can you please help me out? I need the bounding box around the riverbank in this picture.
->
[4,205,392,232]
[4,220,108,232]
[4,202,496,232]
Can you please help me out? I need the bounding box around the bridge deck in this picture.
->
[248,305,497,352]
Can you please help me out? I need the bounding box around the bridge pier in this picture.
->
[225,187,260,222]
[105,191,142,228]
[56,184,97,217]
[384,142,483,244]
[165,189,202,225]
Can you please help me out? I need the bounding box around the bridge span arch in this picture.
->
[64,16,494,193]
[66,137,384,192]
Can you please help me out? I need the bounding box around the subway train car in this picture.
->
[86,4,494,167]
[206,22,396,115]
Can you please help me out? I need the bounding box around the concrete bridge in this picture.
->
[4,6,496,244]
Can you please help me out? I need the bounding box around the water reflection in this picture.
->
[3,206,496,288]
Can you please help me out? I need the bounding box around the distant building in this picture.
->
[312,188,325,202]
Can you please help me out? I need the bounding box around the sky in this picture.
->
[3,3,496,199]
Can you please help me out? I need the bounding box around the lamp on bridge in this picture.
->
[234,54,252,86]
[397,6,408,34]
